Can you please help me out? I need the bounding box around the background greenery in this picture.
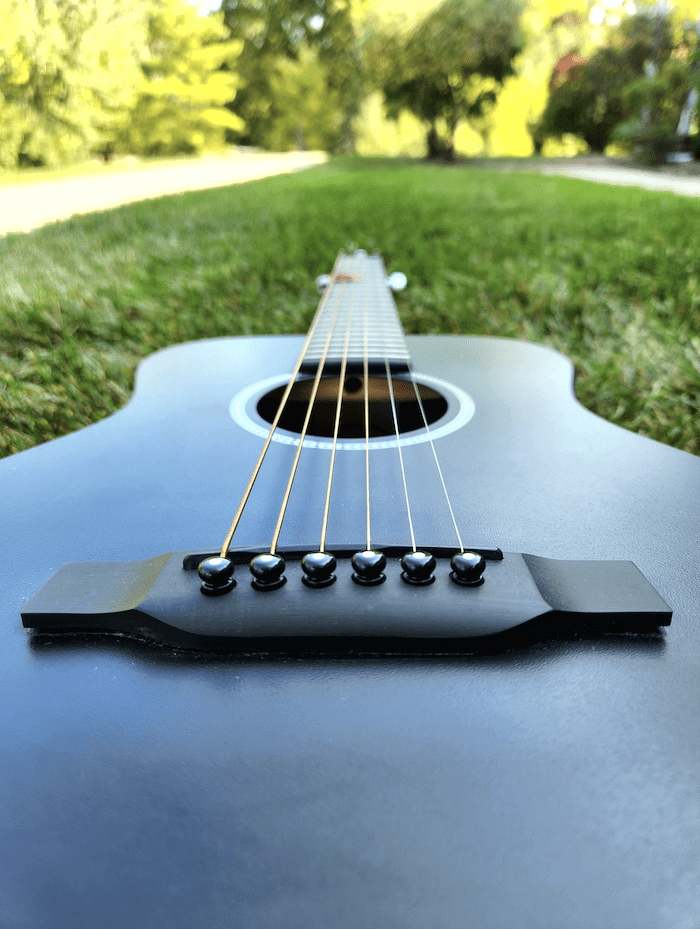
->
[1,0,699,168]
[1,158,698,458]
[0,0,242,167]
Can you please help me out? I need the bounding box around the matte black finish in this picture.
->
[22,547,670,645]
[2,334,700,929]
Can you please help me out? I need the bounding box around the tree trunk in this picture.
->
[426,126,454,160]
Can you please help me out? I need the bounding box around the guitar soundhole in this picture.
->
[257,376,448,438]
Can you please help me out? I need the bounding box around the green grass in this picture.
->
[1,155,699,457]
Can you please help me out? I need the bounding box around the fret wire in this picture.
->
[268,282,345,555]
[408,373,465,553]
[219,253,344,557]
[304,254,409,363]
[318,257,357,552]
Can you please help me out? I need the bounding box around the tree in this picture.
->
[0,0,149,168]
[537,12,688,155]
[113,0,243,156]
[0,1,38,167]
[515,4,598,156]
[375,0,524,159]
[262,45,344,151]
[539,48,628,152]
[0,0,243,168]
[615,14,698,162]
[220,0,358,151]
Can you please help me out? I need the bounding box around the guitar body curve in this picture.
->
[2,334,699,928]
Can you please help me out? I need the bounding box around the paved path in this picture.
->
[0,151,327,235]
[511,160,700,199]
[3,153,699,237]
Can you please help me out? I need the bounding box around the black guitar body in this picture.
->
[2,334,700,928]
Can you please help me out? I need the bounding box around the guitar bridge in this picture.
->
[22,546,671,650]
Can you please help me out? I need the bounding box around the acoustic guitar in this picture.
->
[2,250,699,927]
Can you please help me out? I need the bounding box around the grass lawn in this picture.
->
[1,155,698,458]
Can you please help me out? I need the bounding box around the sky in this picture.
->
[189,0,221,12]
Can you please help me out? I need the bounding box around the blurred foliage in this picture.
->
[0,0,148,168]
[220,0,359,152]
[263,46,344,151]
[368,0,524,158]
[540,47,639,153]
[517,3,604,155]
[2,0,700,166]
[538,11,699,158]
[111,0,242,157]
[614,24,698,161]
[0,0,243,168]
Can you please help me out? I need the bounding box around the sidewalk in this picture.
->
[479,154,700,199]
[3,152,699,237]
[533,161,700,198]
[0,150,327,236]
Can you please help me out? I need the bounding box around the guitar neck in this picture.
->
[300,251,411,375]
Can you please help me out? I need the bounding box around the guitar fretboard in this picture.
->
[301,251,410,373]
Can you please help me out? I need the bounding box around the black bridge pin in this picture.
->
[351,550,387,586]
[301,551,337,588]
[400,550,436,586]
[450,551,486,587]
[198,556,236,596]
[250,553,286,591]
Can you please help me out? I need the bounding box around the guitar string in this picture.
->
[381,313,418,553]
[371,257,463,552]
[219,253,344,557]
[407,372,465,553]
[377,260,461,555]
[268,279,346,556]
[362,257,372,552]
[219,251,430,562]
[318,255,357,553]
